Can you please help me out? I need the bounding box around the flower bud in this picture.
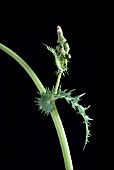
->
[57,26,66,45]
[64,42,70,53]
[56,45,61,53]
[65,54,71,59]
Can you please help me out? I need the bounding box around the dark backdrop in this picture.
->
[0,4,101,170]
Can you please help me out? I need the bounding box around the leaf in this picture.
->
[35,87,93,149]
[35,92,53,115]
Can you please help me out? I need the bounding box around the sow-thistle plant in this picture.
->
[0,26,93,170]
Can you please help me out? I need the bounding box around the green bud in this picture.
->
[56,45,61,53]
[65,54,71,59]
[57,26,67,45]
[64,43,70,53]
[56,45,66,56]
[67,54,71,59]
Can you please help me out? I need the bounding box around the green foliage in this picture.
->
[0,25,93,170]
[42,26,71,75]
[36,92,53,115]
[36,87,92,149]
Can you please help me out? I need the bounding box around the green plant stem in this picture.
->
[53,72,74,170]
[51,103,74,170]
[54,72,62,94]
[0,43,46,93]
[0,43,74,170]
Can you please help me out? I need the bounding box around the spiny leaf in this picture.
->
[35,87,93,149]
[76,104,93,149]
[42,43,57,57]
[35,92,53,115]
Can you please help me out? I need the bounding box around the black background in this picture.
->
[0,3,102,170]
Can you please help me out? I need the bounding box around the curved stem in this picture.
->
[0,43,46,93]
[51,103,74,170]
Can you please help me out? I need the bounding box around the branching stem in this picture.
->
[0,43,74,170]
